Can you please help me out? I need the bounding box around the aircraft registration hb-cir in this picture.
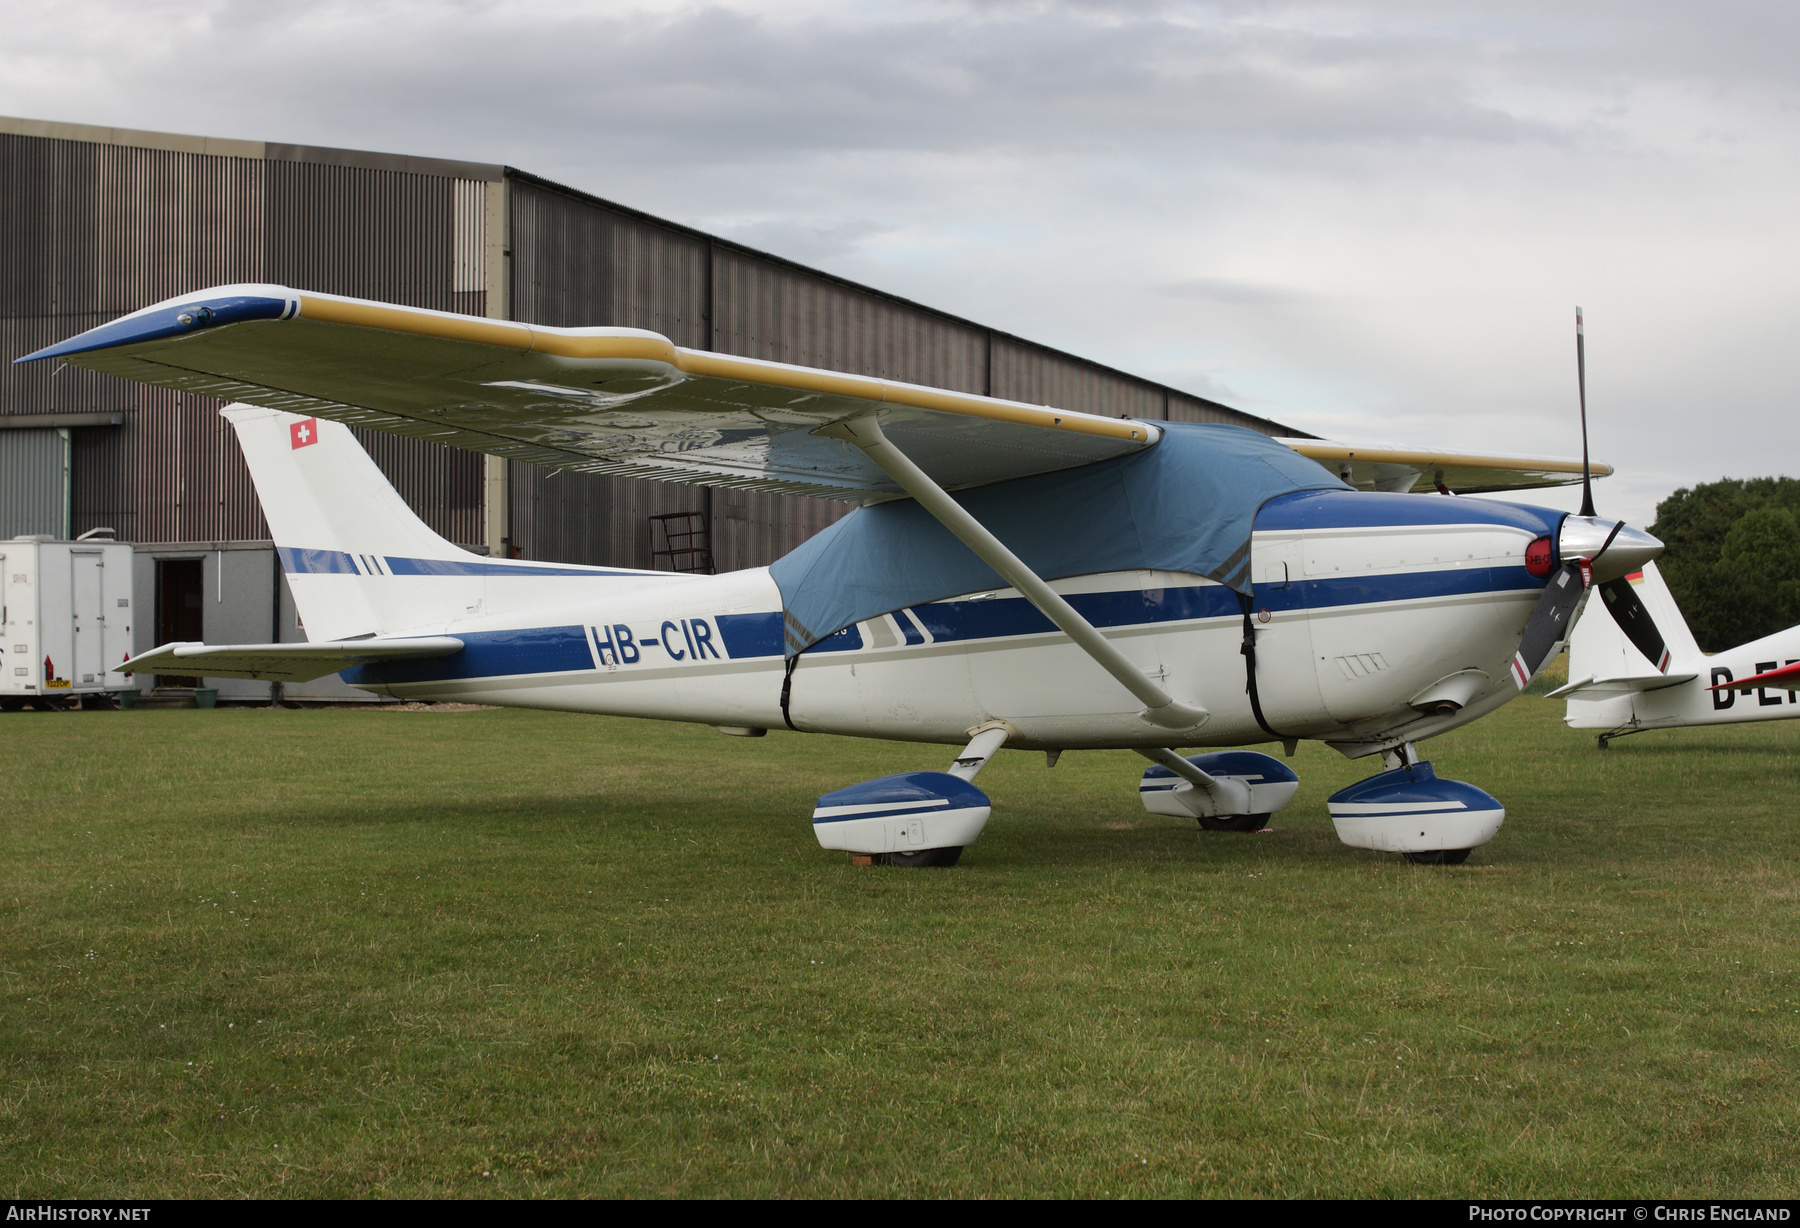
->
[19,289,1665,866]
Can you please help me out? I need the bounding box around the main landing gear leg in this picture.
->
[810,722,1015,868]
[1596,724,1644,750]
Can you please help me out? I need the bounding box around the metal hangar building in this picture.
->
[0,115,1298,700]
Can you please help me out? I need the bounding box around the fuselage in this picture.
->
[318,490,1565,757]
[1564,624,1800,732]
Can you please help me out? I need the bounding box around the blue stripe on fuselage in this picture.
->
[909,585,1235,644]
[381,557,645,578]
[1255,488,1564,536]
[340,625,594,685]
[279,546,645,578]
[331,490,1562,683]
[1255,566,1542,614]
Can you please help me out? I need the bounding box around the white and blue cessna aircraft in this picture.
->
[19,288,1663,866]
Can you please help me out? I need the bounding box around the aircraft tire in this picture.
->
[1198,813,1270,833]
[1404,848,1472,866]
[880,846,963,868]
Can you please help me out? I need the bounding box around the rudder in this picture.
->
[225,404,477,642]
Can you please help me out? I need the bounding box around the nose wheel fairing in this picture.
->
[1326,760,1504,856]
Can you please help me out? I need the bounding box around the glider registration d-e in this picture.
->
[20,286,1661,866]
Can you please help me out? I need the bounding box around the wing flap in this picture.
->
[124,636,464,682]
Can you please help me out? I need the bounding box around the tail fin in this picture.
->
[1569,559,1703,682]
[226,405,469,562]
[227,404,676,645]
[1624,560,1703,666]
[226,405,480,642]
[228,406,514,641]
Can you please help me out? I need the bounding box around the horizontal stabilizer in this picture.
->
[124,637,464,682]
[1548,672,1697,699]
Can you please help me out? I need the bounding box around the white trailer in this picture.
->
[1,532,135,708]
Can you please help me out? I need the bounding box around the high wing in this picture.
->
[17,284,1609,499]
[1280,440,1613,495]
[19,285,1154,499]
[124,636,465,682]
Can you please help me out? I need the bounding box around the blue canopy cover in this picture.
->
[769,422,1347,654]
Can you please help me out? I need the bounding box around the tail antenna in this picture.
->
[1576,305,1596,517]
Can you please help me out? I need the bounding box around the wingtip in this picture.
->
[12,286,296,365]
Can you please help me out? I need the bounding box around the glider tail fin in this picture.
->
[223,404,478,642]
[1623,560,1703,668]
[1569,559,1702,683]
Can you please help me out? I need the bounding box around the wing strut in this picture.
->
[819,415,1209,731]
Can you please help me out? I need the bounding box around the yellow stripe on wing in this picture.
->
[295,292,1152,445]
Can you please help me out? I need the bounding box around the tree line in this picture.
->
[1648,477,1800,652]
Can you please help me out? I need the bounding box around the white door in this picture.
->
[0,553,10,694]
[71,552,103,687]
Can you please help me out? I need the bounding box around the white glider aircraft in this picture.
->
[1560,561,1800,747]
[20,288,1663,865]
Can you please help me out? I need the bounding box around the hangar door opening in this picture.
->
[155,558,204,688]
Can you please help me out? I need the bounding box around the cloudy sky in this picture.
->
[5,0,1797,526]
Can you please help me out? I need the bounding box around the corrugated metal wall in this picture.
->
[4,127,1299,576]
[0,428,68,538]
[504,176,1300,573]
[712,247,989,390]
[0,133,485,547]
[506,179,853,571]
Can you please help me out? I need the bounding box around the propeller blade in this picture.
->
[1598,576,1671,673]
[1577,306,1596,518]
[1510,560,1590,689]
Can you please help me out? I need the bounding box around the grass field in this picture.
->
[3,694,1798,1198]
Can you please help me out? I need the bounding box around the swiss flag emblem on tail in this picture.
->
[290,418,319,449]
